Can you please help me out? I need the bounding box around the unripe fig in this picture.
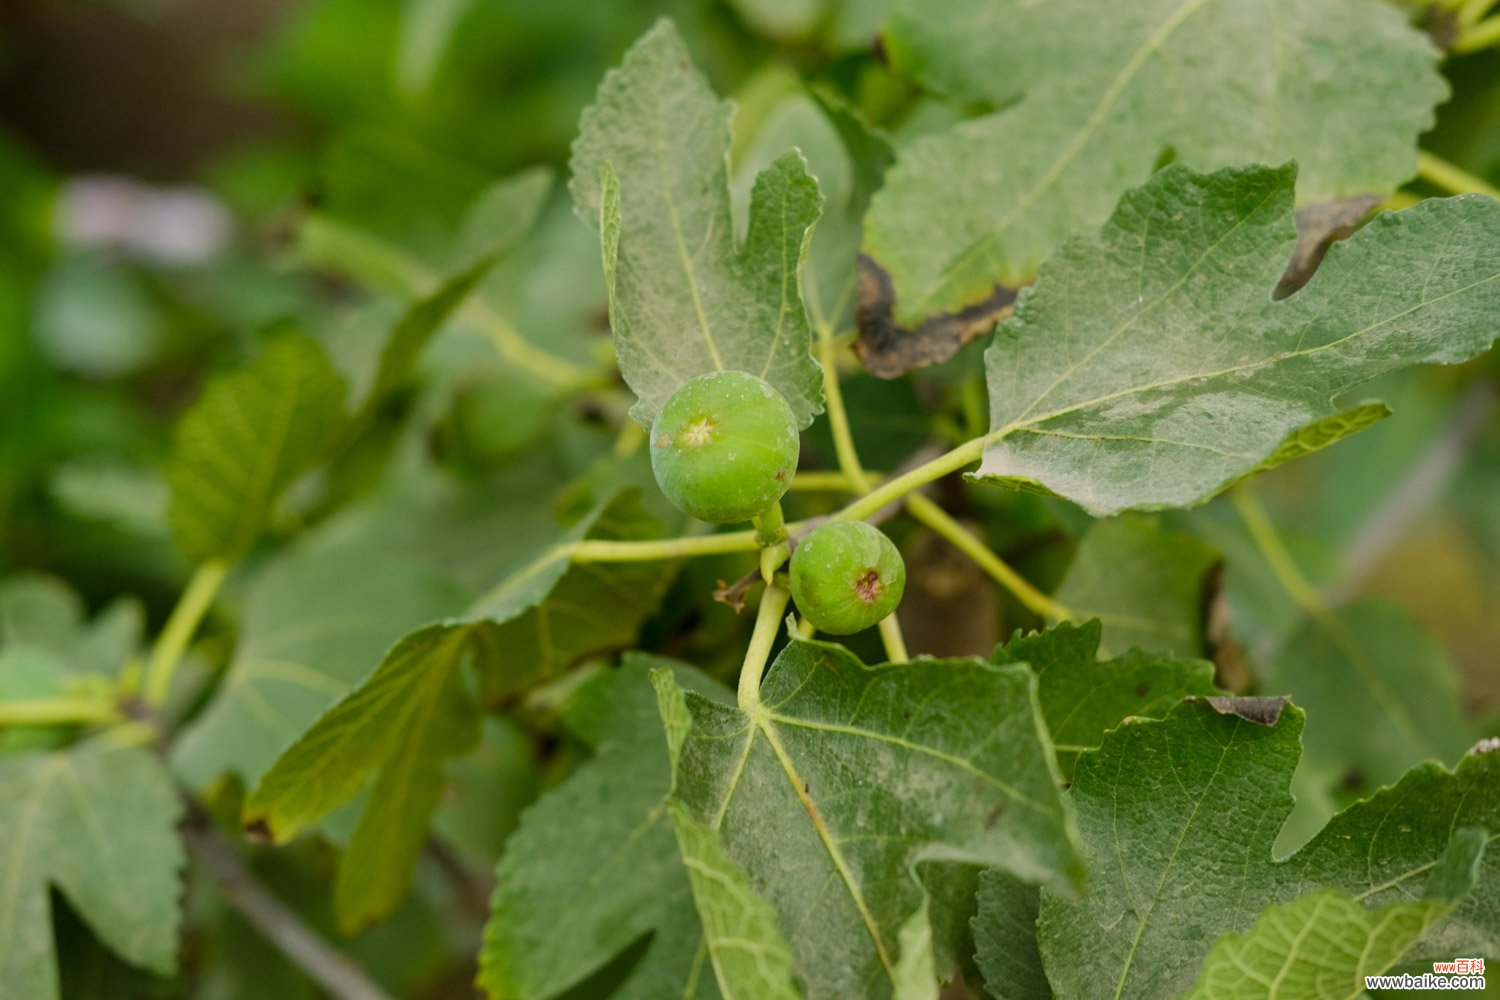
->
[790,521,905,635]
[649,371,799,524]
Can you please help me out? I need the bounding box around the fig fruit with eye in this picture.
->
[790,520,906,635]
[649,371,799,524]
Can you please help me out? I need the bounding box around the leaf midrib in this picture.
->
[1004,174,1285,430]
[765,711,1057,819]
[228,352,314,559]
[60,762,147,958]
[252,632,460,833]
[993,270,1500,452]
[0,757,64,970]
[912,0,1216,315]
[755,718,897,981]
[1111,719,1239,998]
[649,73,723,372]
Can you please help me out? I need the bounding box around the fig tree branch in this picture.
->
[184,823,398,1000]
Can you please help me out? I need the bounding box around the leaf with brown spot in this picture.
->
[974,165,1500,516]
[1274,193,1385,298]
[992,618,1218,779]
[1197,694,1288,726]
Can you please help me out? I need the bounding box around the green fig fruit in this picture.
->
[790,520,905,635]
[649,371,799,524]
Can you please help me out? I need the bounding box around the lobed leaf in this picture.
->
[976,618,1217,998]
[1183,828,1486,999]
[732,88,894,341]
[0,742,184,1000]
[991,618,1217,778]
[480,658,729,1000]
[244,492,674,932]
[971,871,1050,1000]
[571,20,826,428]
[171,485,492,791]
[246,625,477,933]
[973,164,1500,516]
[1022,700,1500,998]
[0,574,142,678]
[867,0,1445,330]
[654,640,1085,998]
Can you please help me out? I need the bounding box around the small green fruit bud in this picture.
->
[790,521,906,635]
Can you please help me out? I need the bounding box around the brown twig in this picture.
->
[1329,379,1497,603]
[183,823,396,1000]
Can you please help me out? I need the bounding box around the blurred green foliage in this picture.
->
[1,1,1498,997]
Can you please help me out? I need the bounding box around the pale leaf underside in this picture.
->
[974,165,1500,516]
[868,0,1444,324]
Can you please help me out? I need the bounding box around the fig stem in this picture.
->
[737,583,790,712]
[817,331,877,495]
[835,436,989,523]
[0,696,121,727]
[569,531,760,561]
[760,542,789,584]
[787,470,861,492]
[753,501,787,546]
[143,557,231,709]
[816,322,1063,626]
[1414,149,1500,198]
[905,493,1071,622]
[877,615,909,664]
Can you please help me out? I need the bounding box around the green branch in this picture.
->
[143,558,231,708]
[1414,150,1500,199]
[817,330,876,494]
[877,615,909,663]
[1230,486,1325,617]
[787,470,859,492]
[752,501,787,547]
[738,584,791,711]
[470,301,597,390]
[904,493,1071,621]
[569,530,761,562]
[0,696,120,727]
[834,437,990,524]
